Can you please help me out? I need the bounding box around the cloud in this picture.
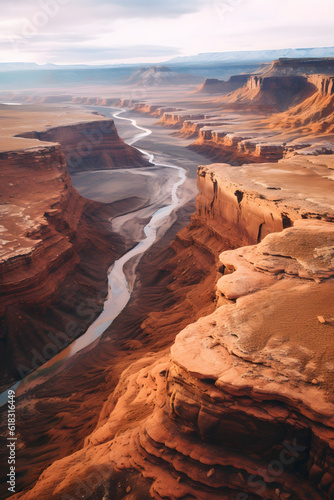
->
[0,0,334,64]
[0,0,203,22]
[101,0,203,17]
[1,0,200,63]
[4,33,181,63]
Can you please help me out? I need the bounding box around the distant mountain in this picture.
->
[124,65,200,86]
[195,75,251,94]
[168,47,334,65]
[261,57,334,76]
[0,62,44,71]
[0,62,113,72]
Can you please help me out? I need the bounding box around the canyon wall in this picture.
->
[0,144,122,389]
[19,119,150,173]
[246,75,308,92]
[308,75,334,96]
[269,80,334,134]
[190,131,286,165]
[220,75,316,112]
[263,57,334,76]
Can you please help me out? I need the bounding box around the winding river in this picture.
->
[0,109,187,403]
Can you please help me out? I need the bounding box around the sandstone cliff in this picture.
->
[221,75,314,111]
[269,79,334,135]
[262,57,334,77]
[18,119,150,173]
[195,75,250,94]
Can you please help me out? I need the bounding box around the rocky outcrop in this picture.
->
[71,96,120,106]
[262,57,334,77]
[110,217,334,499]
[195,75,250,94]
[177,120,227,139]
[18,119,150,173]
[158,112,207,128]
[308,75,334,96]
[124,65,200,87]
[190,129,286,165]
[247,75,307,91]
[221,75,314,111]
[269,82,334,134]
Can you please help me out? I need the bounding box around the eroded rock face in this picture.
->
[19,119,150,173]
[158,112,207,129]
[263,57,334,77]
[309,76,334,96]
[195,75,250,95]
[196,158,334,242]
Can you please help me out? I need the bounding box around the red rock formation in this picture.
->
[269,81,334,134]
[177,120,227,139]
[195,75,250,94]
[18,119,150,173]
[10,156,334,500]
[160,73,334,163]
[158,112,207,128]
[0,143,130,389]
[221,75,314,111]
[190,130,286,165]
[131,104,182,118]
[308,75,334,96]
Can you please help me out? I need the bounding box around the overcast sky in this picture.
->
[1,0,334,64]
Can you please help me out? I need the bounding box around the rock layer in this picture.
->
[18,119,150,173]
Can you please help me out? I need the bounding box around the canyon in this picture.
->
[0,110,150,389]
[0,57,334,500]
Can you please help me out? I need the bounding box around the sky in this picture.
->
[1,0,334,65]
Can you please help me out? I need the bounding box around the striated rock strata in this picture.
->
[18,119,150,173]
